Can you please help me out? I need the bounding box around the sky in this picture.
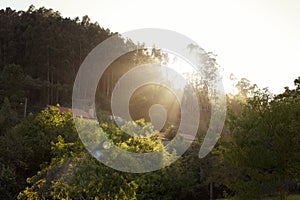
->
[1,0,300,94]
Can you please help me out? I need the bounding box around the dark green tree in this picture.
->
[0,64,26,106]
[221,78,300,199]
[0,97,18,134]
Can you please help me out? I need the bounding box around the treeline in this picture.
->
[1,5,299,200]
[0,6,174,121]
[0,6,113,109]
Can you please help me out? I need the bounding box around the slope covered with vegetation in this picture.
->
[0,5,299,200]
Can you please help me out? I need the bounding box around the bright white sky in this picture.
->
[1,0,300,94]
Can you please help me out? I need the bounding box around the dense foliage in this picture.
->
[16,111,210,200]
[206,77,300,200]
[0,5,299,200]
[0,6,114,109]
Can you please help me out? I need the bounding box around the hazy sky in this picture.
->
[1,0,300,94]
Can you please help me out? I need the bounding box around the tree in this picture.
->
[0,97,18,134]
[0,64,26,106]
[17,120,160,199]
[0,164,18,199]
[221,79,300,199]
[0,107,77,199]
[18,118,211,199]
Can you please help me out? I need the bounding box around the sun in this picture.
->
[165,53,196,78]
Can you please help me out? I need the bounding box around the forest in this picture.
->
[0,6,299,200]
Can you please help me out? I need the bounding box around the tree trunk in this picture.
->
[210,182,213,200]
